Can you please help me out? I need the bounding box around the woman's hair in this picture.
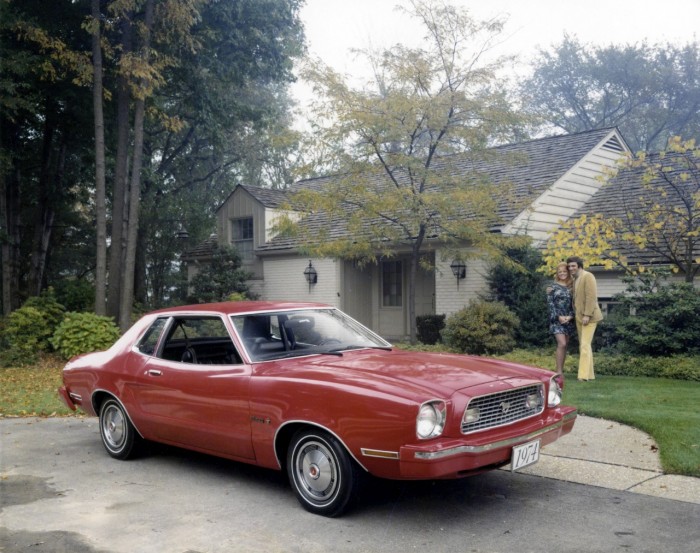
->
[555,262,573,288]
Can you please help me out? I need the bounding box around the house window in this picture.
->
[382,261,402,307]
[231,218,254,263]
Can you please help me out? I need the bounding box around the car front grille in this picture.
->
[461,384,544,434]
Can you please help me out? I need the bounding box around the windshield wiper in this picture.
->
[328,345,392,353]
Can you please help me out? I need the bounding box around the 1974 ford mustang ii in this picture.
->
[59,301,577,517]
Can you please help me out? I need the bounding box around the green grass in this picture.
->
[0,356,74,417]
[2,353,699,477]
[562,377,700,477]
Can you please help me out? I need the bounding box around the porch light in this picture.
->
[303,260,317,291]
[450,259,466,287]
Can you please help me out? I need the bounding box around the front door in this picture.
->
[378,256,436,339]
[378,259,405,338]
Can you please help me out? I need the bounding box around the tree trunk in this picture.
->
[28,110,66,296]
[408,225,427,344]
[106,17,133,319]
[0,122,22,314]
[91,0,108,315]
[118,0,154,331]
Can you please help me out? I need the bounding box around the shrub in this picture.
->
[51,312,121,360]
[485,244,550,347]
[416,314,446,345]
[53,279,94,312]
[0,306,53,366]
[608,283,700,356]
[442,300,519,355]
[22,288,66,333]
[188,245,252,303]
[500,349,700,381]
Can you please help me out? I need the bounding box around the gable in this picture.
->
[503,129,631,243]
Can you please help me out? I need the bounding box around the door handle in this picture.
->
[147,369,163,377]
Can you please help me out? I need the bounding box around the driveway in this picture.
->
[1,417,699,553]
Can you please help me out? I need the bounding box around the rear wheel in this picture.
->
[286,428,361,517]
[99,398,140,460]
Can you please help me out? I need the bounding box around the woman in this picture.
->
[547,262,575,375]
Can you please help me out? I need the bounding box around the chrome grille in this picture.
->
[461,384,544,434]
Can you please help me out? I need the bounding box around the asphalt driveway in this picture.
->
[1,417,699,553]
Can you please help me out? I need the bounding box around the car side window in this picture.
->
[159,316,242,365]
[136,318,168,355]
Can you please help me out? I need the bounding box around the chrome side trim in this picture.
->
[414,410,577,460]
[69,392,82,402]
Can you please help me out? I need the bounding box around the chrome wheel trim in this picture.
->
[102,403,126,451]
[293,439,339,505]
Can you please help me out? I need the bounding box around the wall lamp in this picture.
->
[450,259,466,288]
[303,260,318,292]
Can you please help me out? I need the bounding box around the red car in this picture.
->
[59,301,576,517]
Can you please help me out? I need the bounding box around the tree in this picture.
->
[4,0,305,321]
[1,0,95,314]
[542,137,700,283]
[282,0,526,342]
[522,35,700,152]
[188,245,252,304]
[485,244,550,347]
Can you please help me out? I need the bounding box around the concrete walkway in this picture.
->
[504,414,700,504]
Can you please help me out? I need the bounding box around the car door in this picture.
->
[129,315,254,460]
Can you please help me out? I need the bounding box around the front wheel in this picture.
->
[286,429,361,517]
[99,398,141,460]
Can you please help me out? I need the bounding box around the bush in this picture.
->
[442,300,519,355]
[485,244,550,347]
[607,283,700,356]
[51,312,121,360]
[416,314,446,345]
[188,245,252,303]
[0,306,53,366]
[53,279,94,312]
[500,349,700,381]
[22,288,66,332]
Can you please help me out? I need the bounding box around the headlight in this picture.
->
[416,400,446,439]
[548,375,562,407]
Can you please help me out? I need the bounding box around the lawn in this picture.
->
[562,377,700,477]
[1,354,698,477]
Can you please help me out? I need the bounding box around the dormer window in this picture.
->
[232,217,254,264]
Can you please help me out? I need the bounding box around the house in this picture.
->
[184,127,660,340]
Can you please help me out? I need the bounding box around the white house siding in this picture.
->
[505,131,629,243]
[435,251,491,317]
[594,270,699,301]
[262,256,341,307]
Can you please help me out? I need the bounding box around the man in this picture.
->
[566,256,603,381]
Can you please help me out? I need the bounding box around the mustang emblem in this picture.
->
[500,401,511,414]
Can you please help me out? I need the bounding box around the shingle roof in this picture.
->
[215,184,289,213]
[258,128,620,252]
[181,233,219,261]
[238,185,289,208]
[576,150,700,266]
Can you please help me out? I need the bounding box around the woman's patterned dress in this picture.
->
[547,282,575,336]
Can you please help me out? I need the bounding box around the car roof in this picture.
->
[149,301,333,317]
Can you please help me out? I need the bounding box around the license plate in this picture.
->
[511,439,540,472]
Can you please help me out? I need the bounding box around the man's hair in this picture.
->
[566,256,584,269]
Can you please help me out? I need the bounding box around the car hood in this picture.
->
[265,348,547,399]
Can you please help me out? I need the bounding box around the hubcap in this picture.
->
[104,406,125,448]
[297,441,337,500]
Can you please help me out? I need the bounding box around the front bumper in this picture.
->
[397,407,577,479]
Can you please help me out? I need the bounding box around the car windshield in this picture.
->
[230,308,391,362]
